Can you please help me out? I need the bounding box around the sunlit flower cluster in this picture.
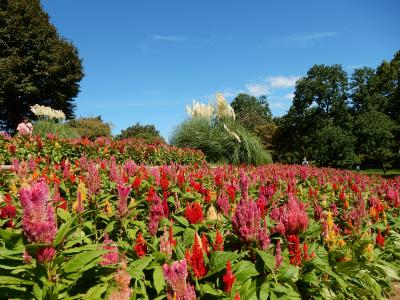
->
[30,104,66,121]
[186,93,235,120]
[186,100,214,120]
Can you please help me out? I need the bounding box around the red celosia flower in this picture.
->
[146,187,156,203]
[302,243,309,260]
[134,232,147,258]
[0,203,16,219]
[201,233,210,256]
[287,235,302,266]
[222,260,236,293]
[184,202,204,224]
[177,170,186,188]
[132,176,142,191]
[227,184,236,202]
[169,225,177,247]
[234,292,241,300]
[213,229,224,251]
[376,230,385,247]
[186,234,207,278]
[160,173,170,192]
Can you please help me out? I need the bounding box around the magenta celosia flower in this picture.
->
[149,194,166,235]
[117,184,131,217]
[163,259,196,300]
[86,162,101,197]
[232,199,260,242]
[233,198,269,250]
[160,225,173,256]
[275,240,282,269]
[36,247,56,264]
[239,170,249,201]
[217,193,230,215]
[100,234,119,265]
[19,181,57,244]
[276,194,308,236]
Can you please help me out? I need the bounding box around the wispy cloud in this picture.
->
[266,31,338,48]
[80,101,179,108]
[151,35,188,42]
[347,64,369,70]
[245,76,301,97]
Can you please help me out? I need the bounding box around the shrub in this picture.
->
[68,116,112,139]
[171,117,271,165]
[117,123,165,144]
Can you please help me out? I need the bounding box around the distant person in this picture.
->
[356,165,360,172]
[302,157,309,166]
[16,117,33,136]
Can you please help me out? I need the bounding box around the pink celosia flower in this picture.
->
[100,234,119,265]
[275,240,282,269]
[217,193,230,215]
[36,247,56,264]
[163,259,196,300]
[109,261,132,300]
[86,162,101,197]
[19,181,57,244]
[239,170,249,201]
[117,184,131,217]
[149,194,166,235]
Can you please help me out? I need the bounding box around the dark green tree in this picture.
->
[231,93,272,131]
[354,111,396,169]
[117,123,165,144]
[0,0,83,131]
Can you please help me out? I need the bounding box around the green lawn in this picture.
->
[359,168,400,177]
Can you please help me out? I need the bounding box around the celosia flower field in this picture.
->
[1,137,400,299]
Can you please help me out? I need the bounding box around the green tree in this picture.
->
[354,111,396,169]
[68,116,111,139]
[313,123,357,167]
[0,0,83,131]
[276,65,355,166]
[231,93,272,131]
[117,123,165,144]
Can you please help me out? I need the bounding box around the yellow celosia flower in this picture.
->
[104,199,113,216]
[206,205,219,222]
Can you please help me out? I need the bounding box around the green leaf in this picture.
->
[302,270,319,284]
[61,250,107,274]
[0,229,24,250]
[277,265,299,282]
[255,249,275,272]
[206,251,242,277]
[0,276,33,285]
[233,260,259,283]
[54,216,75,246]
[153,266,166,295]
[183,227,196,247]
[128,256,153,276]
[173,215,189,227]
[84,283,108,300]
[201,284,224,296]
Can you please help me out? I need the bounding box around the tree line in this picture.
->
[232,50,400,169]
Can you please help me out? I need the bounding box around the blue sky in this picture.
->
[41,0,400,140]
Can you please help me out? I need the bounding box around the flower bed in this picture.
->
[0,157,400,299]
[0,135,205,166]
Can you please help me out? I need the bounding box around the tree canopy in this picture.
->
[272,51,400,169]
[0,0,83,131]
[117,123,165,144]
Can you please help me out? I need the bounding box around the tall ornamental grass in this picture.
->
[171,94,272,165]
